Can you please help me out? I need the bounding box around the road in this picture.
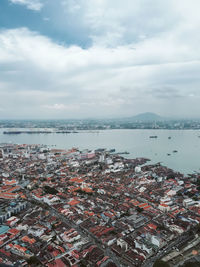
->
[24,190,125,267]
[24,189,198,267]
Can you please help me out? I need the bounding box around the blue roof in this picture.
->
[0,225,9,234]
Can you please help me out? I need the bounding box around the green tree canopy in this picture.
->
[27,256,40,265]
[44,185,58,195]
[153,260,170,267]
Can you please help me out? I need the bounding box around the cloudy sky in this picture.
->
[0,0,200,119]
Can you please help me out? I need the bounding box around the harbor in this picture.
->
[1,129,200,175]
[3,129,79,134]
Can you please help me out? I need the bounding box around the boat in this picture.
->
[117,151,130,155]
[95,148,106,152]
[149,136,158,138]
[3,131,21,134]
[56,131,71,133]
[4,130,52,134]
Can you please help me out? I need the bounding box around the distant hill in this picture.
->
[129,112,163,122]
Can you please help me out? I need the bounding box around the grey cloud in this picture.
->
[1,0,200,118]
[42,0,182,47]
[148,87,184,99]
[9,0,43,11]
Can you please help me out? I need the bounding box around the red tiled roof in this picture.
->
[47,259,66,267]
[147,223,157,230]
[9,228,20,235]
[68,199,80,206]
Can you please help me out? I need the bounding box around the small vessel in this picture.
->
[173,150,178,153]
[117,151,130,155]
[149,136,158,138]
[168,136,171,139]
[167,153,171,156]
[3,131,21,134]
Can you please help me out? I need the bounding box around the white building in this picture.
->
[158,204,170,212]
[135,166,141,173]
[99,154,105,163]
[151,235,161,247]
[106,158,113,165]
[117,238,128,251]
[183,198,195,207]
[134,239,152,254]
[43,195,60,205]
[28,227,45,237]
[38,153,46,160]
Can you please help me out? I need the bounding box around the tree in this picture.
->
[153,260,170,267]
[79,259,87,267]
[166,173,175,179]
[195,223,200,233]
[193,196,198,201]
[182,263,200,267]
[44,185,58,195]
[26,256,40,265]
[157,224,167,231]
[136,206,143,213]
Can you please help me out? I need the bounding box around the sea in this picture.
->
[1,129,200,175]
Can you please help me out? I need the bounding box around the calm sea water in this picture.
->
[1,129,200,175]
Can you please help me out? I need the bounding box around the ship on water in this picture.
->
[149,135,158,138]
[3,128,78,134]
[3,128,54,134]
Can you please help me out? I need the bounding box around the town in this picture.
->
[2,117,200,131]
[0,143,199,267]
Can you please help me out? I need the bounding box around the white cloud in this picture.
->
[59,0,181,47]
[1,0,200,118]
[43,103,79,111]
[9,0,43,11]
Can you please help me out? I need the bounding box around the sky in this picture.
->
[0,0,200,119]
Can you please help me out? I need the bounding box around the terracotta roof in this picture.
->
[147,223,157,230]
[47,259,66,267]
[68,199,80,206]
